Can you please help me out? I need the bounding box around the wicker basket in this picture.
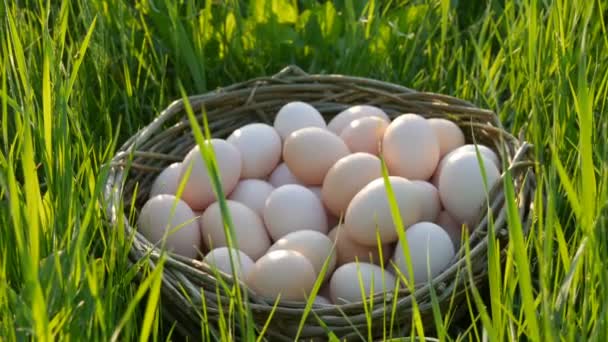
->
[104,65,537,341]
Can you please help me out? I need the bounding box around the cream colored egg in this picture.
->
[411,180,441,222]
[392,222,455,285]
[268,230,337,281]
[329,262,396,304]
[340,117,389,155]
[438,152,500,224]
[328,226,392,266]
[200,200,271,260]
[227,123,281,178]
[137,194,201,259]
[427,118,465,158]
[283,127,350,185]
[246,250,317,301]
[228,179,274,217]
[344,176,421,246]
[203,247,255,278]
[263,185,328,240]
[268,162,303,187]
[179,139,242,210]
[149,163,182,197]
[322,153,382,217]
[274,101,326,140]
[382,114,440,180]
[328,105,390,135]
[436,210,462,248]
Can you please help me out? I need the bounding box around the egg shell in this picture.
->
[267,230,337,282]
[263,185,328,240]
[200,200,271,260]
[328,105,390,135]
[328,226,393,266]
[344,176,421,246]
[179,139,242,210]
[438,151,500,224]
[228,179,274,217]
[227,123,281,178]
[149,163,182,197]
[274,101,326,140]
[203,247,255,278]
[321,153,383,217]
[246,250,317,301]
[382,114,440,180]
[431,144,501,187]
[340,116,389,155]
[427,118,466,158]
[411,180,441,222]
[329,262,397,304]
[436,210,463,248]
[392,222,455,285]
[137,195,202,259]
[268,162,303,187]
[283,127,350,185]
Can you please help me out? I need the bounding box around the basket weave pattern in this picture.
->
[104,66,536,340]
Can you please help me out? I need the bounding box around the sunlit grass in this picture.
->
[1,0,608,341]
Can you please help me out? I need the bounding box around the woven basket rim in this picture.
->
[103,65,537,340]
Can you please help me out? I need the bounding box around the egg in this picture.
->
[200,200,271,260]
[267,162,303,188]
[283,127,350,185]
[382,114,440,180]
[392,222,455,285]
[329,262,397,304]
[431,144,501,187]
[149,162,182,197]
[228,179,274,217]
[437,151,500,224]
[436,210,462,248]
[313,295,333,306]
[328,226,392,266]
[227,123,281,178]
[340,116,389,155]
[344,176,421,246]
[179,139,242,210]
[411,180,441,222]
[203,247,255,278]
[246,250,317,301]
[263,185,328,240]
[328,105,390,135]
[267,230,337,281]
[308,186,340,227]
[137,195,201,259]
[427,118,465,158]
[273,101,326,140]
[321,153,383,217]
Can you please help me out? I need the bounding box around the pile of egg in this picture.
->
[138,102,501,305]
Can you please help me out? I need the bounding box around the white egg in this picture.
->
[228,179,274,217]
[344,176,421,246]
[267,230,337,281]
[431,144,501,187]
[200,200,271,260]
[179,139,242,210]
[328,105,390,135]
[149,163,182,197]
[313,295,333,306]
[438,151,500,224]
[436,210,462,248]
[411,180,441,222]
[263,185,328,240]
[203,247,255,278]
[274,101,326,140]
[268,162,303,187]
[227,123,281,179]
[392,222,455,285]
[382,114,440,180]
[247,250,317,301]
[137,195,201,259]
[329,262,396,304]
[427,118,465,158]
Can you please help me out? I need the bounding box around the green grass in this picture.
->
[1,0,608,340]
